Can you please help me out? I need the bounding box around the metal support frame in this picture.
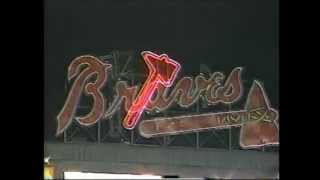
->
[63,130,67,143]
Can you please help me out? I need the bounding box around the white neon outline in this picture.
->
[75,81,106,126]
[239,80,279,149]
[102,67,243,120]
[141,51,181,87]
[205,67,244,105]
[57,63,90,136]
[56,58,92,136]
[139,80,279,149]
[145,72,220,111]
[148,74,214,110]
[150,67,243,111]
[56,55,111,136]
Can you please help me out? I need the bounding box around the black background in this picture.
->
[45,0,279,140]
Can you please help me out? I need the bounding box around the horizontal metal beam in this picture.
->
[45,142,278,179]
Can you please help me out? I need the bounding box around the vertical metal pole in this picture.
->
[117,108,121,141]
[63,79,68,144]
[131,131,134,145]
[64,79,67,90]
[228,104,232,150]
[131,75,135,144]
[97,120,101,143]
[166,61,169,147]
[196,132,200,148]
[196,93,200,148]
[229,128,232,150]
[113,51,118,77]
[163,112,167,147]
[63,130,67,143]
[163,136,167,146]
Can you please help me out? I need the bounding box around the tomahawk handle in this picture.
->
[122,77,158,129]
[139,111,246,138]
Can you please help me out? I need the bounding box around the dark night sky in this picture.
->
[45,0,278,140]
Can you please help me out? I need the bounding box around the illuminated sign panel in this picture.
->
[44,165,54,180]
[56,51,279,149]
[64,172,162,179]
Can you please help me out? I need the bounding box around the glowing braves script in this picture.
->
[56,51,180,134]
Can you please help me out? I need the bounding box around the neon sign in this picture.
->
[56,51,279,148]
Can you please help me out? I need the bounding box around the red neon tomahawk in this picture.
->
[122,51,181,129]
